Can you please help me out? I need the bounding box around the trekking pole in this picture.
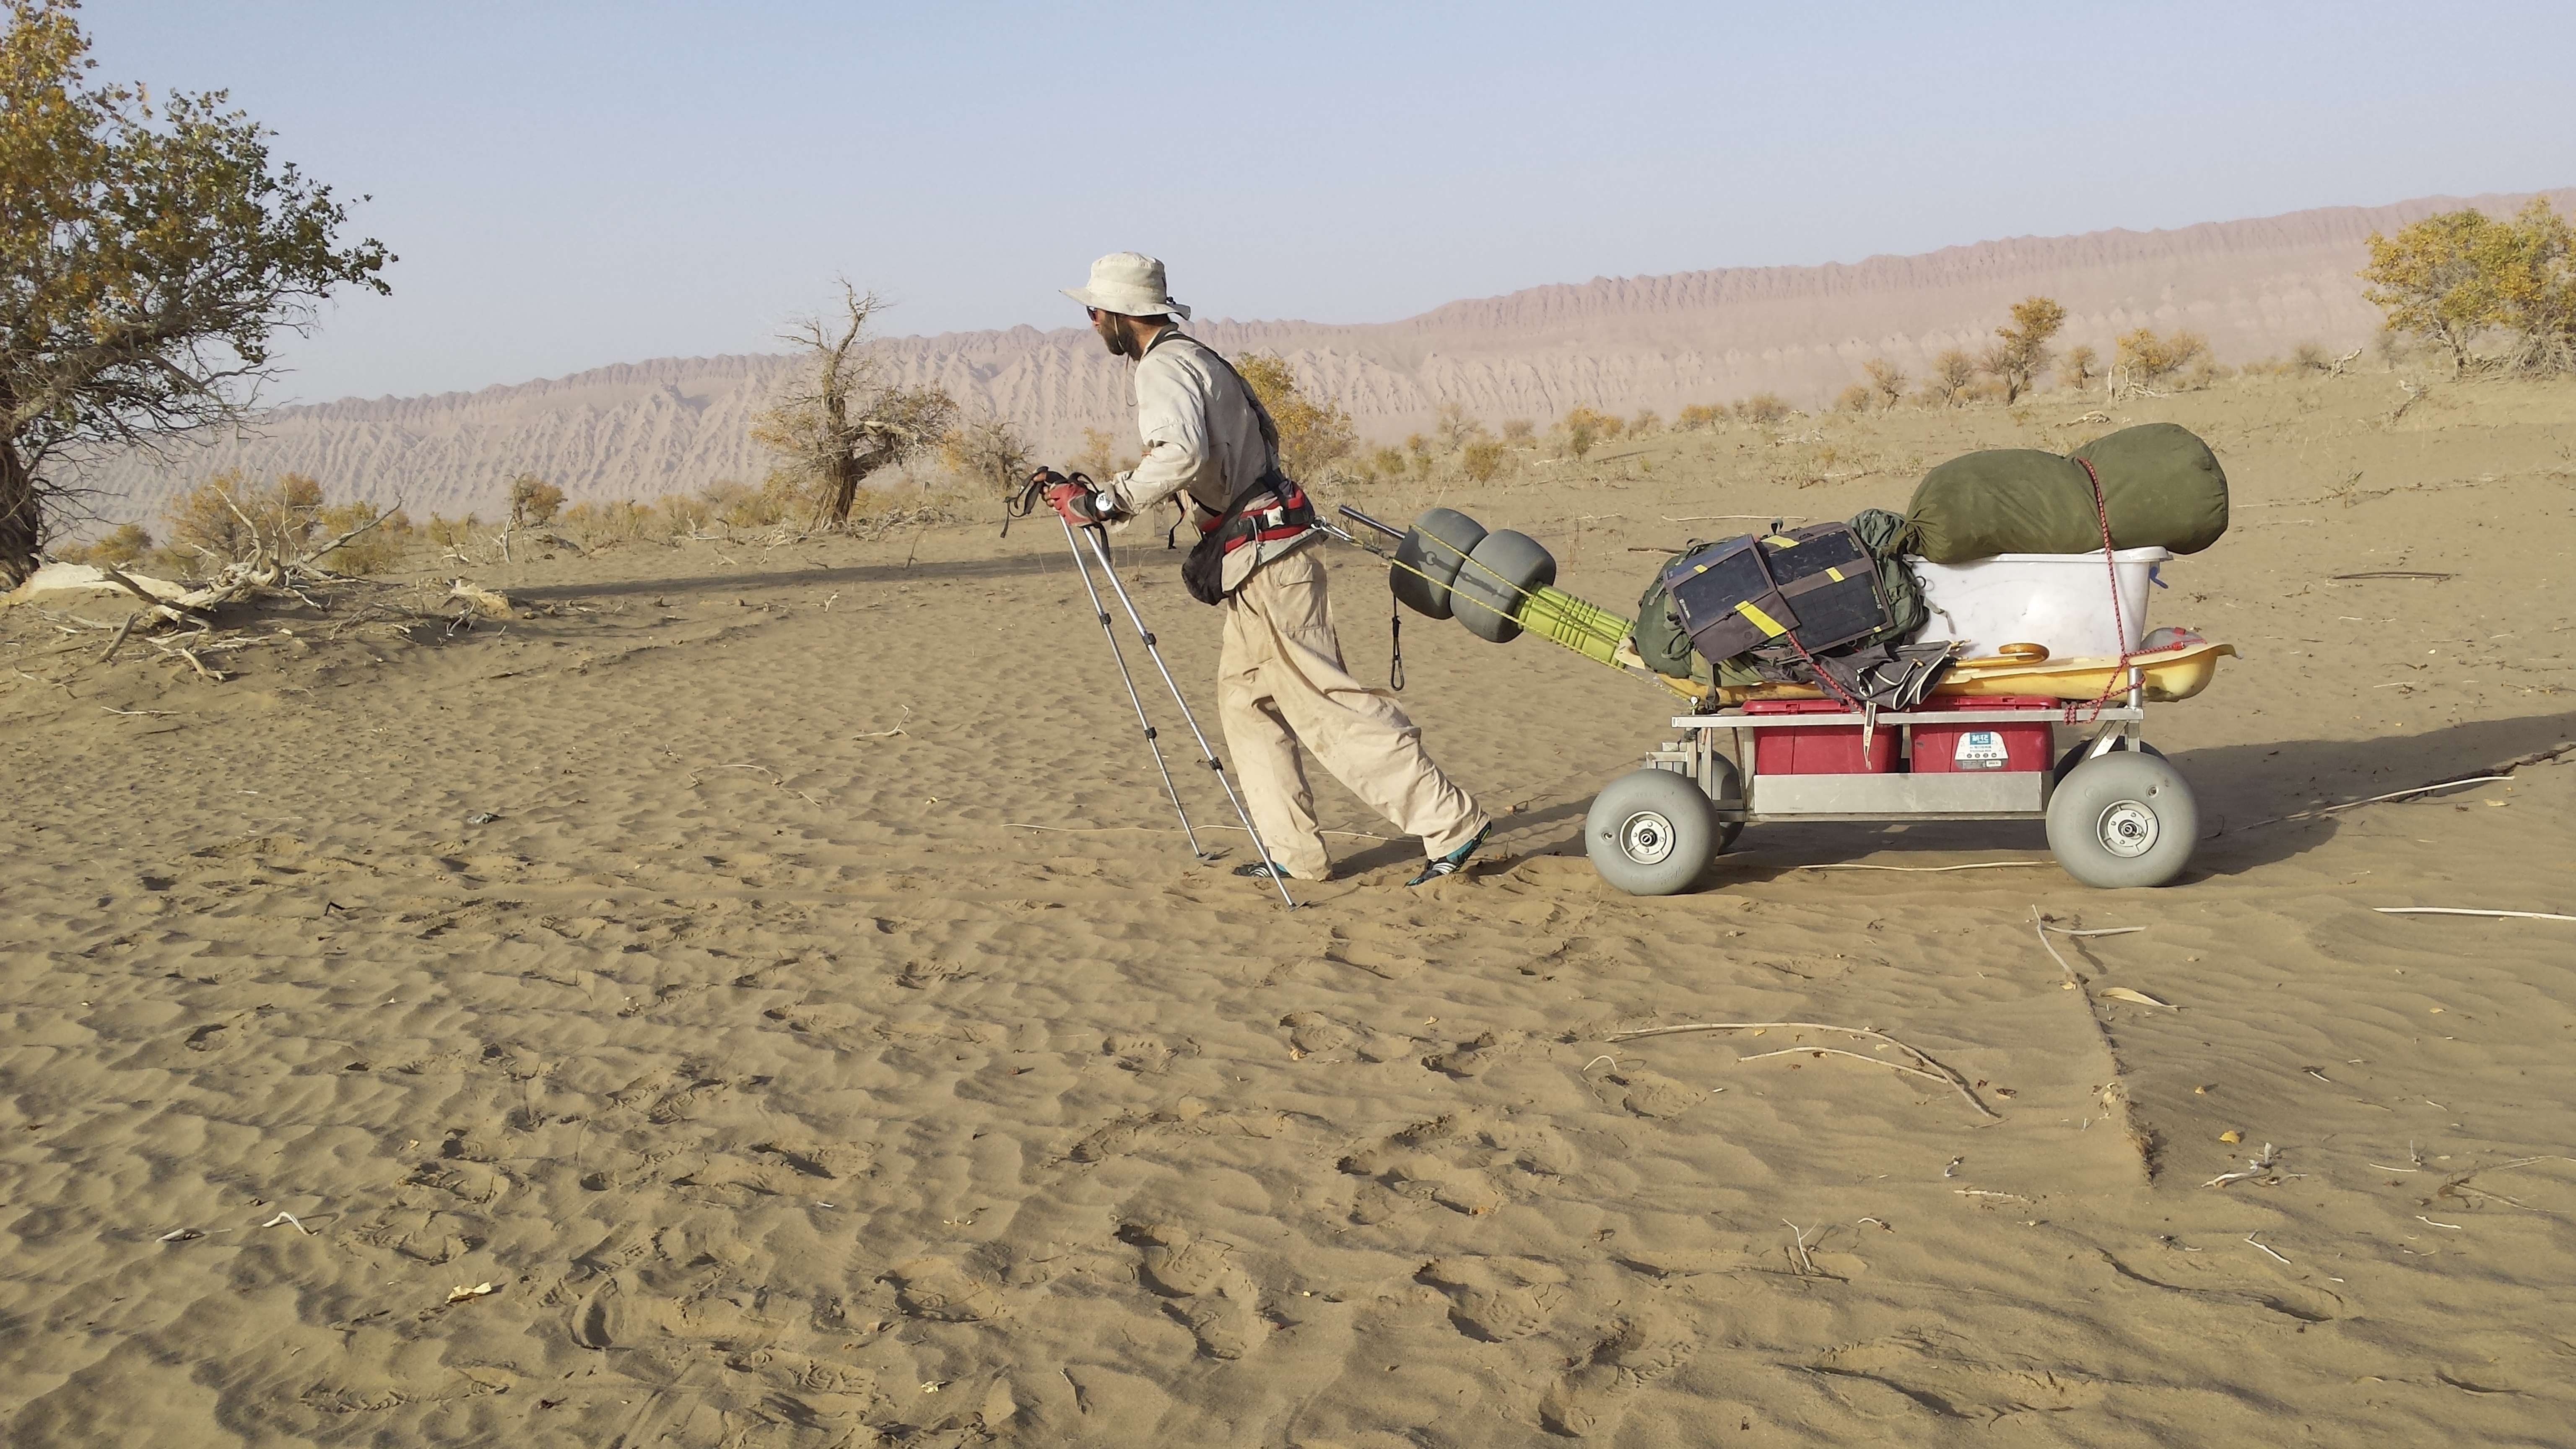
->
[1073,524,1299,909]
[1056,512,1208,860]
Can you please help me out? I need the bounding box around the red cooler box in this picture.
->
[1908,696,2057,774]
[1744,699,1899,774]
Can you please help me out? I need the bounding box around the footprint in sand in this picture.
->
[1608,1068,1704,1119]
[1278,1010,1354,1059]
[1120,1221,1267,1360]
[1540,1305,1700,1438]
[1416,1257,1563,1341]
[882,1256,1004,1322]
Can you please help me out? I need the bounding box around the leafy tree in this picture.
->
[0,1,392,584]
[1233,352,1354,480]
[506,474,564,527]
[2480,198,2576,375]
[1983,296,2066,402]
[753,283,956,528]
[2361,209,2501,376]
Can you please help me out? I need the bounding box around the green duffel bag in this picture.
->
[2072,422,2228,556]
[1896,423,2228,562]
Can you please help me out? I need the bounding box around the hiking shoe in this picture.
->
[1235,859,1306,881]
[1406,824,1491,887]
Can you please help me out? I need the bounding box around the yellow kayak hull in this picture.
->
[1678,641,2237,706]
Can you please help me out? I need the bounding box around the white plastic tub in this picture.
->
[1909,548,2168,660]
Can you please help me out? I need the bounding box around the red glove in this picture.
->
[1046,475,1110,525]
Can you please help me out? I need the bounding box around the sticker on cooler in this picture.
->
[1953,729,2010,770]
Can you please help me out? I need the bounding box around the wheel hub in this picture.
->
[2096,798,2159,858]
[1618,810,1676,865]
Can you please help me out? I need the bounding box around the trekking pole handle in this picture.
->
[1336,504,1407,541]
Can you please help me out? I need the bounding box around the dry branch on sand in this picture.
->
[2,499,508,683]
[1605,1020,1998,1120]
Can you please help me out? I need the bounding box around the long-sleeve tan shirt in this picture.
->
[1092,331,1319,589]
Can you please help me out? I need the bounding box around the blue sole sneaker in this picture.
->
[1407,823,1492,887]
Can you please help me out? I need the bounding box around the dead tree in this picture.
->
[753,284,957,530]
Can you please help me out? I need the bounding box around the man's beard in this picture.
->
[1098,316,1135,358]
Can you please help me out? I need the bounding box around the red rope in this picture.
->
[1783,628,1870,713]
[2068,456,2135,724]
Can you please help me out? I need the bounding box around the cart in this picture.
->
[1585,670,2200,893]
[1320,503,2217,895]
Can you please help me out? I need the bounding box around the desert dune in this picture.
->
[4,366,2572,1445]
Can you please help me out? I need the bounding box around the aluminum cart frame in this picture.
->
[1589,671,2198,891]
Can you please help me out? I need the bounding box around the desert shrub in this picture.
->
[1404,432,1429,457]
[2361,208,2501,376]
[938,417,1032,501]
[2058,344,2098,390]
[2290,341,2329,373]
[55,521,153,568]
[2114,328,2209,387]
[507,474,564,527]
[1071,426,1136,481]
[1919,349,1979,407]
[1862,358,1906,410]
[1834,382,1872,413]
[1432,402,1487,452]
[308,501,411,574]
[1560,405,1620,442]
[559,498,657,546]
[1365,444,1407,479]
[1629,408,1660,434]
[1500,418,1535,441]
[1737,393,1791,425]
[161,470,325,571]
[2363,200,2576,374]
[1985,296,2066,402]
[1235,353,1357,477]
[2479,199,2576,374]
[1675,403,1720,430]
[425,513,485,548]
[1560,415,1599,460]
[1460,438,1505,482]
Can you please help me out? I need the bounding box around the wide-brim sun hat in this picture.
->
[1062,251,1191,320]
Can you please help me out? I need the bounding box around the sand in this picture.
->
[3,369,2573,1446]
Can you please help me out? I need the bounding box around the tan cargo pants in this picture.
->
[1218,547,1489,880]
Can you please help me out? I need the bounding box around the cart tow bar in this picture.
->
[1054,513,1206,861]
[1064,519,1298,910]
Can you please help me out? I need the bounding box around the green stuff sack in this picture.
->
[1897,423,2229,562]
[1896,449,2099,561]
[1632,540,1706,680]
[2071,422,2228,556]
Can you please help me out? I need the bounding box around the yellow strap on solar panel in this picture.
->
[1733,600,1787,637]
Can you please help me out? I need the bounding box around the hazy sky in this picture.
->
[92,1,2576,405]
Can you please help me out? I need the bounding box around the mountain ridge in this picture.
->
[72,187,2574,520]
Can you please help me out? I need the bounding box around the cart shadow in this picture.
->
[2175,707,2574,878]
[1480,708,2573,889]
